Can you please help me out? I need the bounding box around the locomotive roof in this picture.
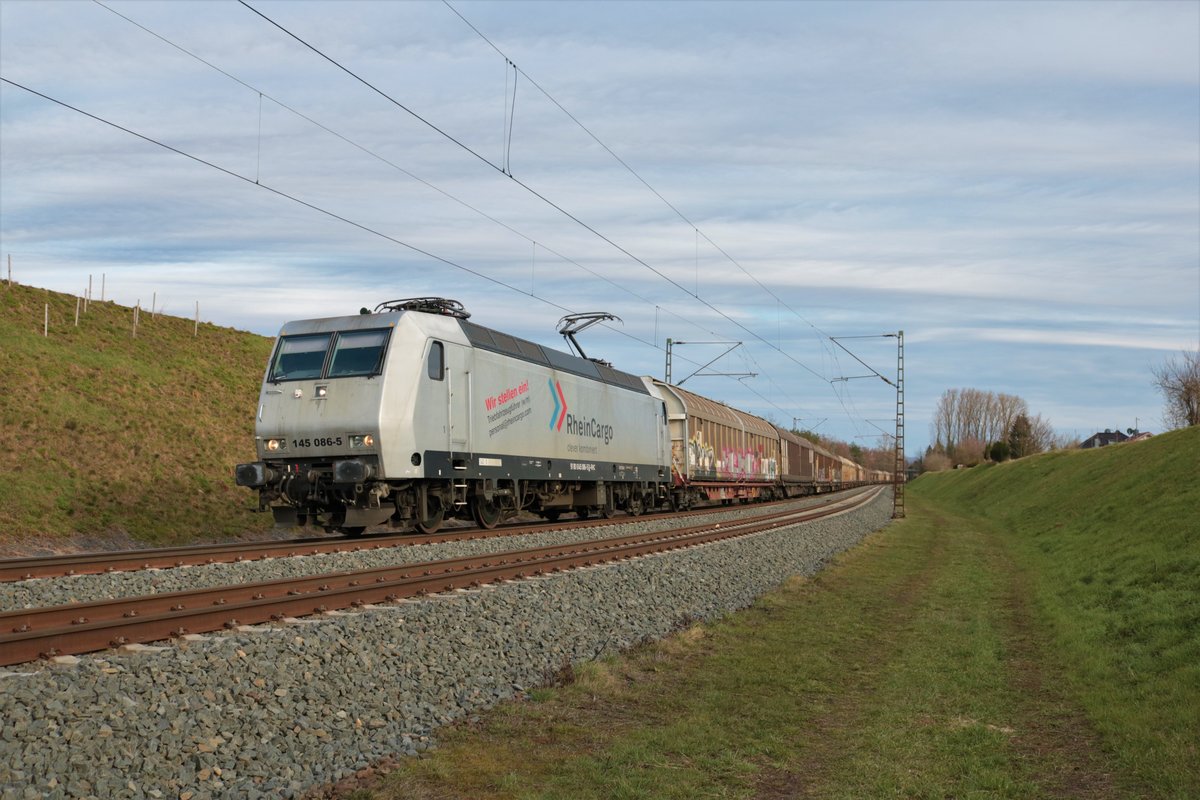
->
[277,308,650,395]
[458,319,650,395]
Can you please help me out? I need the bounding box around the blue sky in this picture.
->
[2,0,1198,456]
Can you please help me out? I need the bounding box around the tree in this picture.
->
[923,448,952,472]
[1152,349,1200,429]
[1008,414,1033,458]
[1028,414,1055,453]
[793,429,823,446]
[932,388,1034,464]
[988,441,1011,462]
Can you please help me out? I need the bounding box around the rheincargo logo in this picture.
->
[548,379,614,445]
[548,379,568,430]
[564,414,614,445]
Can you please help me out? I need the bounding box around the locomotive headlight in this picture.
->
[265,438,286,452]
[349,434,376,449]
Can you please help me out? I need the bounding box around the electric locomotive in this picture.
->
[235,298,671,534]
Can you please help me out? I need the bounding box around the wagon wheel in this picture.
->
[472,495,502,530]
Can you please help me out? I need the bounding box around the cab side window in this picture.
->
[428,341,444,381]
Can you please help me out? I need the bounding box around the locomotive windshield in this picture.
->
[270,333,331,381]
[328,329,390,377]
[269,328,392,382]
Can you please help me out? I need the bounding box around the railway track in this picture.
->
[0,487,879,666]
[0,489,868,582]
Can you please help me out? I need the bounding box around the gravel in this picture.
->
[0,492,861,612]
[0,489,893,799]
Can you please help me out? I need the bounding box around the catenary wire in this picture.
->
[236,0,832,386]
[0,77,712,371]
[442,0,840,358]
[88,0,738,361]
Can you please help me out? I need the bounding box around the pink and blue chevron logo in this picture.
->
[548,379,568,431]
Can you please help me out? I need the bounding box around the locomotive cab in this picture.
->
[236,301,466,534]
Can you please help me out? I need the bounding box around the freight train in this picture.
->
[235,298,889,534]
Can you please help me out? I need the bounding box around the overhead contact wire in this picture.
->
[0,77,718,375]
[443,1,836,357]
[238,0,829,385]
[90,0,730,353]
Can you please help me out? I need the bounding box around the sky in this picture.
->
[2,0,1198,457]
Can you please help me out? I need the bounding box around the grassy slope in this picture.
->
[354,428,1197,800]
[911,426,1200,795]
[0,282,274,548]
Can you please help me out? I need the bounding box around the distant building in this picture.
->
[1128,431,1153,443]
[1080,429,1130,449]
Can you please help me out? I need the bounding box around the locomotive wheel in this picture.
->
[600,496,616,518]
[626,496,644,517]
[574,506,590,520]
[472,496,502,529]
[414,508,444,534]
[543,509,562,522]
[339,526,366,537]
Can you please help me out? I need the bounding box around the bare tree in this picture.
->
[1028,414,1056,454]
[923,450,952,472]
[931,387,1034,463]
[1152,349,1200,429]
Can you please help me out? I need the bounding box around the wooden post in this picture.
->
[6,254,10,285]
[44,304,49,337]
[101,273,105,301]
[133,301,140,338]
[194,301,199,336]
[152,291,157,319]
[75,296,81,327]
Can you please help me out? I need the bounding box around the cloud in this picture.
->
[2,0,1197,454]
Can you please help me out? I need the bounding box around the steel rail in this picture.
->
[0,489,871,582]
[0,489,880,666]
[1,505,813,633]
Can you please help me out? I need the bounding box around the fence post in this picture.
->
[152,291,157,319]
[44,304,48,337]
[194,301,200,336]
[75,296,81,327]
[133,301,140,338]
[101,273,105,302]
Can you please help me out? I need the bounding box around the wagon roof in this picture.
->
[659,382,777,437]
[772,424,836,458]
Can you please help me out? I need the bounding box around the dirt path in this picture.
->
[756,500,1127,799]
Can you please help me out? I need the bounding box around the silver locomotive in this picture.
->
[235,299,670,534]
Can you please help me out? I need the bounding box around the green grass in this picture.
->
[912,427,1200,796]
[0,281,274,548]
[344,428,1197,799]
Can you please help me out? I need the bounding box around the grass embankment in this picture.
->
[346,428,1198,800]
[0,282,274,549]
